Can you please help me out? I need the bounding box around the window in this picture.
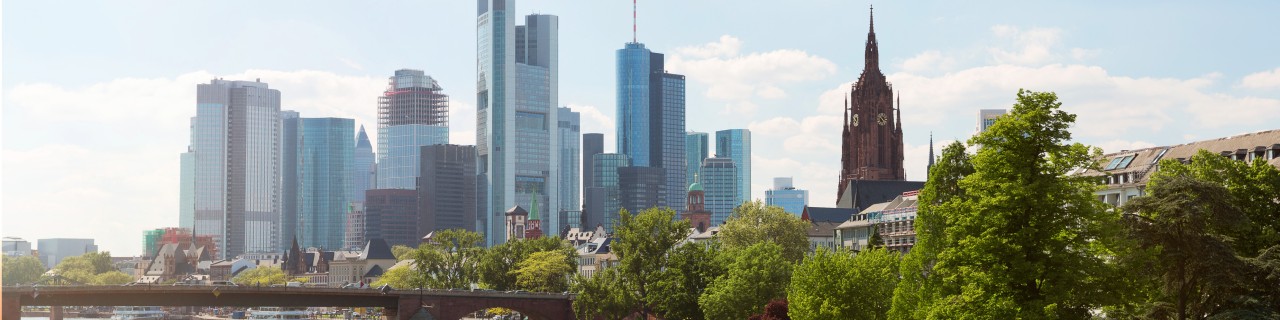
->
[1117,155,1136,169]
[1104,157,1123,170]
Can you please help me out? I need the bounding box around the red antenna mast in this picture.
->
[633,0,637,42]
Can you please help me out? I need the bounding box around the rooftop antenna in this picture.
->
[632,0,637,42]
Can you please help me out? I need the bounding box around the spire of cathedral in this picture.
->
[865,5,880,73]
[927,132,935,175]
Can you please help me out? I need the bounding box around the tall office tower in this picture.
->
[619,167,665,215]
[581,133,605,229]
[715,129,752,205]
[190,79,281,259]
[592,153,630,232]
[36,238,97,270]
[377,69,450,190]
[478,0,561,245]
[978,109,1007,133]
[298,118,354,250]
[279,110,301,251]
[179,148,195,231]
[556,107,581,234]
[686,132,709,187]
[616,42,687,214]
[765,177,809,216]
[344,202,366,250]
[418,144,479,235]
[839,8,906,198]
[700,157,739,226]
[352,125,376,202]
[363,189,418,248]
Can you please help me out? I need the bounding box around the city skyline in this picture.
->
[6,1,1280,255]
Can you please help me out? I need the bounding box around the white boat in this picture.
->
[111,306,166,320]
[249,307,311,319]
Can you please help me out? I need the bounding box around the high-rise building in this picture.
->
[364,189,419,248]
[478,1,560,245]
[686,132,709,187]
[700,157,738,226]
[345,202,366,250]
[582,134,605,190]
[179,148,195,231]
[978,109,1007,134]
[418,144,479,235]
[616,42,687,214]
[279,110,301,251]
[377,69,450,190]
[299,117,354,250]
[592,153,630,232]
[36,238,97,270]
[839,8,906,198]
[582,133,605,230]
[619,166,665,215]
[715,129,752,205]
[190,79,282,259]
[353,125,376,201]
[765,177,809,216]
[556,107,581,234]
[3,237,33,257]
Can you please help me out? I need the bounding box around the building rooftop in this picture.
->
[1076,129,1280,186]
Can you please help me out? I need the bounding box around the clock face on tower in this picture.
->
[852,113,860,126]
[877,113,887,126]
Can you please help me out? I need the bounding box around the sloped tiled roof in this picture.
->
[361,238,395,260]
[801,206,856,223]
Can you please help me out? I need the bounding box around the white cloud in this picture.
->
[1241,67,1280,89]
[900,50,957,73]
[988,25,1063,65]
[668,35,837,116]
[338,58,365,71]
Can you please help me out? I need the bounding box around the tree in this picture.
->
[790,248,899,320]
[926,89,1119,318]
[372,265,417,289]
[1155,149,1280,257]
[513,250,575,293]
[752,299,790,320]
[650,241,725,320]
[412,229,484,289]
[2,255,46,285]
[570,207,691,319]
[478,236,573,290]
[699,242,791,320]
[571,268,637,320]
[890,141,973,320]
[717,200,810,262]
[1123,173,1253,319]
[391,245,416,261]
[233,267,290,286]
[92,271,134,285]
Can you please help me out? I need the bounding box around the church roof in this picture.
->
[837,180,925,212]
[360,238,395,260]
[362,265,385,278]
[801,206,856,223]
[688,181,703,192]
[505,205,528,217]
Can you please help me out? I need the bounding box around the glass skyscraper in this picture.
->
[716,129,752,206]
[179,148,195,232]
[352,125,375,201]
[280,110,301,251]
[701,157,738,226]
[377,69,450,190]
[190,79,281,259]
[299,118,354,250]
[765,177,808,216]
[556,107,581,234]
[616,42,686,214]
[593,153,630,232]
[478,0,560,245]
[686,132,708,192]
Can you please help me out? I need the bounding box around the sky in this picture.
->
[4,1,1280,256]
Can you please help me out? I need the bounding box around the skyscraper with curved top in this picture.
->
[377,69,450,190]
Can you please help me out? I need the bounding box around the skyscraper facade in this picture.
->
[556,107,581,234]
[978,109,1007,133]
[418,144,479,235]
[478,0,560,245]
[582,133,604,189]
[715,129,752,205]
[616,42,687,214]
[179,148,195,231]
[299,118,354,250]
[700,157,738,226]
[619,166,665,215]
[686,132,709,188]
[377,69,450,190]
[353,125,376,201]
[592,153,630,232]
[765,177,808,216]
[581,133,605,230]
[279,110,301,251]
[191,79,281,259]
[363,189,418,248]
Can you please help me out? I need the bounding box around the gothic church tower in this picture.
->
[839,6,906,198]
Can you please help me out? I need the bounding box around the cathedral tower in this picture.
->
[839,6,906,198]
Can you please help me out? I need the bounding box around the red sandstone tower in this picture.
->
[839,6,906,198]
[681,175,713,233]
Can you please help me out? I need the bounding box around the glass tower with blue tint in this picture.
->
[700,157,738,226]
[299,118,354,250]
[556,107,580,234]
[190,79,281,259]
[479,0,560,245]
[617,43,651,166]
[716,129,752,206]
[765,177,808,216]
[280,110,301,251]
[616,42,687,214]
[377,69,450,190]
[686,132,709,188]
[593,153,630,232]
[352,125,375,201]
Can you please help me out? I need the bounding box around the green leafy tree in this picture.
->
[232,267,290,286]
[718,200,810,262]
[571,268,637,320]
[52,254,103,284]
[412,229,484,289]
[1155,149,1280,257]
[372,265,418,289]
[611,207,692,318]
[927,89,1119,318]
[650,241,725,320]
[699,242,791,320]
[92,271,134,285]
[2,255,47,285]
[391,245,416,261]
[890,141,973,320]
[790,248,899,320]
[478,236,572,290]
[512,250,575,293]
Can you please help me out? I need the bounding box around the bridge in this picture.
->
[1,285,574,320]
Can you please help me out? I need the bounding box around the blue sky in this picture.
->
[4,1,1279,256]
